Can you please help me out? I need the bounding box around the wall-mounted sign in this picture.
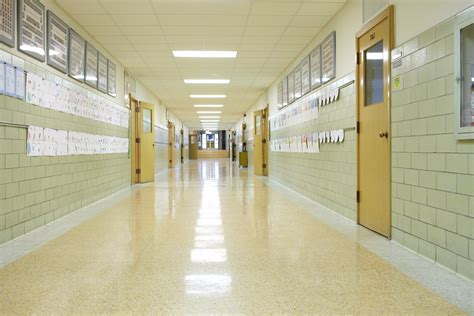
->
[68,29,85,82]
[85,42,98,88]
[321,31,336,84]
[46,11,68,73]
[18,0,45,61]
[107,60,116,97]
[288,72,295,104]
[0,0,15,47]
[282,76,288,107]
[294,64,302,100]
[97,52,107,93]
[277,81,283,109]
[301,55,310,96]
[310,45,321,90]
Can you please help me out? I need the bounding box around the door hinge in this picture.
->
[262,114,266,119]
[356,190,360,203]
[262,139,267,144]
[356,121,360,133]
[169,160,172,163]
[136,137,141,144]
[169,142,172,146]
[135,106,140,113]
[356,52,360,65]
[136,168,141,174]
[263,163,267,169]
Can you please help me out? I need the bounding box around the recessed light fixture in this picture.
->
[173,51,237,58]
[199,116,220,119]
[193,104,224,108]
[201,120,220,122]
[184,79,230,84]
[191,95,226,99]
[196,111,222,114]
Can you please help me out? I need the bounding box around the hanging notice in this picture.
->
[18,0,45,61]
[46,11,68,73]
[294,65,302,100]
[107,60,116,97]
[288,72,295,104]
[97,52,107,93]
[301,55,310,96]
[15,67,25,99]
[0,63,4,94]
[310,45,321,90]
[0,0,15,47]
[4,63,14,96]
[277,81,283,109]
[68,29,85,82]
[321,31,336,84]
[85,42,98,88]
[282,76,288,107]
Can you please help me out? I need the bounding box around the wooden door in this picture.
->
[356,6,393,238]
[130,98,139,184]
[138,102,155,183]
[189,132,198,159]
[253,108,268,176]
[168,121,175,168]
[180,129,184,163]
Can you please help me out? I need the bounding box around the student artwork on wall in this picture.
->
[294,64,302,100]
[15,67,25,99]
[301,55,310,96]
[270,91,319,131]
[0,61,25,100]
[270,129,344,154]
[310,45,322,90]
[107,60,116,97]
[4,63,14,96]
[25,72,129,128]
[68,29,85,82]
[97,52,107,93]
[18,0,45,61]
[321,31,336,84]
[85,42,98,88]
[27,125,129,157]
[0,0,15,47]
[46,11,68,74]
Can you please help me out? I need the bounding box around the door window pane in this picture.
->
[365,40,384,106]
[255,115,261,136]
[143,108,152,133]
[460,23,474,127]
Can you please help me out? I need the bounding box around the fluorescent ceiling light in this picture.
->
[184,79,230,84]
[201,120,219,122]
[173,51,237,58]
[196,111,222,114]
[193,104,224,108]
[199,116,220,119]
[191,95,226,99]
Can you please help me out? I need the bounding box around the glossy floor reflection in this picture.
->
[0,159,466,314]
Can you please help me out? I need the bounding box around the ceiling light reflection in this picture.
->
[185,274,232,296]
[191,249,227,262]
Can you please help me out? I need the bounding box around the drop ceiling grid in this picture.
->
[54,0,346,128]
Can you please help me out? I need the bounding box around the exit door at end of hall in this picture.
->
[356,6,393,238]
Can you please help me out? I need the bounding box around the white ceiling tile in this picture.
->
[111,15,159,26]
[250,2,300,15]
[73,14,115,26]
[84,26,122,36]
[119,26,164,36]
[100,0,155,14]
[246,15,293,27]
[158,15,247,26]
[55,0,107,14]
[297,2,344,16]
[161,26,244,37]
[290,15,331,27]
[150,1,252,15]
[283,27,322,37]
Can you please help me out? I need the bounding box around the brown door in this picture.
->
[131,99,155,183]
[168,121,175,168]
[356,6,393,238]
[189,132,198,159]
[253,107,269,176]
[130,98,139,184]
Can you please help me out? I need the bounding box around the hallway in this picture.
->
[0,159,470,314]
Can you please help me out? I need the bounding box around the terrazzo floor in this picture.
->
[0,159,471,314]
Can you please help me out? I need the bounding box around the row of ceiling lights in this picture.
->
[172,50,238,130]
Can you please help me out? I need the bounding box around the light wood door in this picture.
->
[357,7,393,238]
[253,108,268,176]
[130,98,139,184]
[189,132,198,159]
[138,102,155,183]
[168,122,175,168]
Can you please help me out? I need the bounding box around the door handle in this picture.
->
[379,131,389,138]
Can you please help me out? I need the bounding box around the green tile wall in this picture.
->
[0,95,130,244]
[269,83,357,220]
[154,144,168,173]
[391,17,473,280]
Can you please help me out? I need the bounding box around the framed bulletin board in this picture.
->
[310,45,321,90]
[282,76,288,107]
[321,31,336,84]
[0,0,15,47]
[68,29,85,82]
[85,42,98,88]
[288,72,295,104]
[97,52,107,93]
[46,11,68,73]
[277,80,283,109]
[301,55,310,96]
[18,0,45,61]
[294,64,302,100]
[107,60,116,97]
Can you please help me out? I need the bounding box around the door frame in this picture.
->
[130,95,140,184]
[355,5,394,238]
